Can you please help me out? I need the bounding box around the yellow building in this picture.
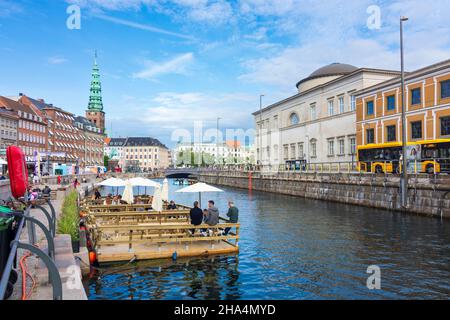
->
[355,59,450,173]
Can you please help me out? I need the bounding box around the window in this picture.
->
[349,137,356,155]
[310,104,317,120]
[283,145,289,160]
[411,121,422,139]
[289,113,299,126]
[290,144,296,159]
[366,128,375,144]
[411,88,421,105]
[386,125,396,142]
[338,139,345,155]
[298,143,304,159]
[441,116,450,136]
[328,140,335,156]
[366,101,374,115]
[441,80,450,99]
[328,100,334,116]
[310,140,317,158]
[339,97,345,113]
[386,95,395,111]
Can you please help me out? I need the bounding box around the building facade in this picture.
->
[355,59,450,168]
[0,108,19,152]
[253,63,400,170]
[105,137,127,168]
[173,141,255,167]
[0,96,48,167]
[74,116,105,168]
[18,96,81,172]
[123,137,169,172]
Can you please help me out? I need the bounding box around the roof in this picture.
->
[252,67,401,116]
[354,58,450,97]
[108,138,128,147]
[226,140,241,148]
[125,137,167,149]
[0,108,19,120]
[0,96,32,114]
[296,63,359,88]
[74,116,102,134]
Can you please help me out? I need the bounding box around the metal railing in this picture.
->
[0,200,62,300]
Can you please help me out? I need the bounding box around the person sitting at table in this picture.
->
[112,195,120,205]
[189,201,203,235]
[118,195,127,205]
[201,201,219,237]
[167,200,177,210]
[104,194,113,205]
[42,186,51,197]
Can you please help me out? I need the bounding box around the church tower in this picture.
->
[86,51,106,134]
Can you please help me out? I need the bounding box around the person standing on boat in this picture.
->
[224,201,239,236]
[94,188,102,200]
[189,201,203,235]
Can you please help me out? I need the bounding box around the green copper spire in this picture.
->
[87,51,104,111]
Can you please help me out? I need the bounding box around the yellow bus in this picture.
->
[357,139,450,174]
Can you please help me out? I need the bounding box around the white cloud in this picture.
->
[238,0,450,90]
[93,14,195,40]
[0,0,22,17]
[132,52,195,80]
[47,56,68,65]
[107,91,257,145]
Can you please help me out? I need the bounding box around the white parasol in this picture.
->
[175,182,224,207]
[161,178,169,202]
[152,184,163,212]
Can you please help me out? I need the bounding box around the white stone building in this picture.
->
[253,63,400,170]
[173,141,255,167]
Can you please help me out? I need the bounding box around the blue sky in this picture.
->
[0,0,449,147]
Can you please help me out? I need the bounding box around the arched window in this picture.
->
[289,113,299,126]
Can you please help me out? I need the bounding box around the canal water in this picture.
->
[83,179,450,300]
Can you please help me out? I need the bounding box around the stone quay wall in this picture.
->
[197,171,450,219]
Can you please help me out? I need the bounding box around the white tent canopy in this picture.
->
[175,182,224,207]
[161,178,169,202]
[98,178,127,187]
[128,177,161,188]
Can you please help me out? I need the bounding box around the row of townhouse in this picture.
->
[0,94,105,175]
[0,56,107,175]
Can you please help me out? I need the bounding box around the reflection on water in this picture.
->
[85,256,241,300]
[84,180,450,300]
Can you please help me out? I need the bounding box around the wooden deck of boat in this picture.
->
[97,240,239,263]
[83,200,240,263]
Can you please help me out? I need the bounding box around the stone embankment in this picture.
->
[198,171,450,218]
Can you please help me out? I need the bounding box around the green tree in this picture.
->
[104,155,110,167]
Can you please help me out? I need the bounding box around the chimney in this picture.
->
[38,99,45,103]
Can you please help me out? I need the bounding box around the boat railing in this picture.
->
[85,210,192,226]
[91,222,240,251]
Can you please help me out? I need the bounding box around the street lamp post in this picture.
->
[259,94,265,169]
[400,16,409,208]
[216,117,221,167]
